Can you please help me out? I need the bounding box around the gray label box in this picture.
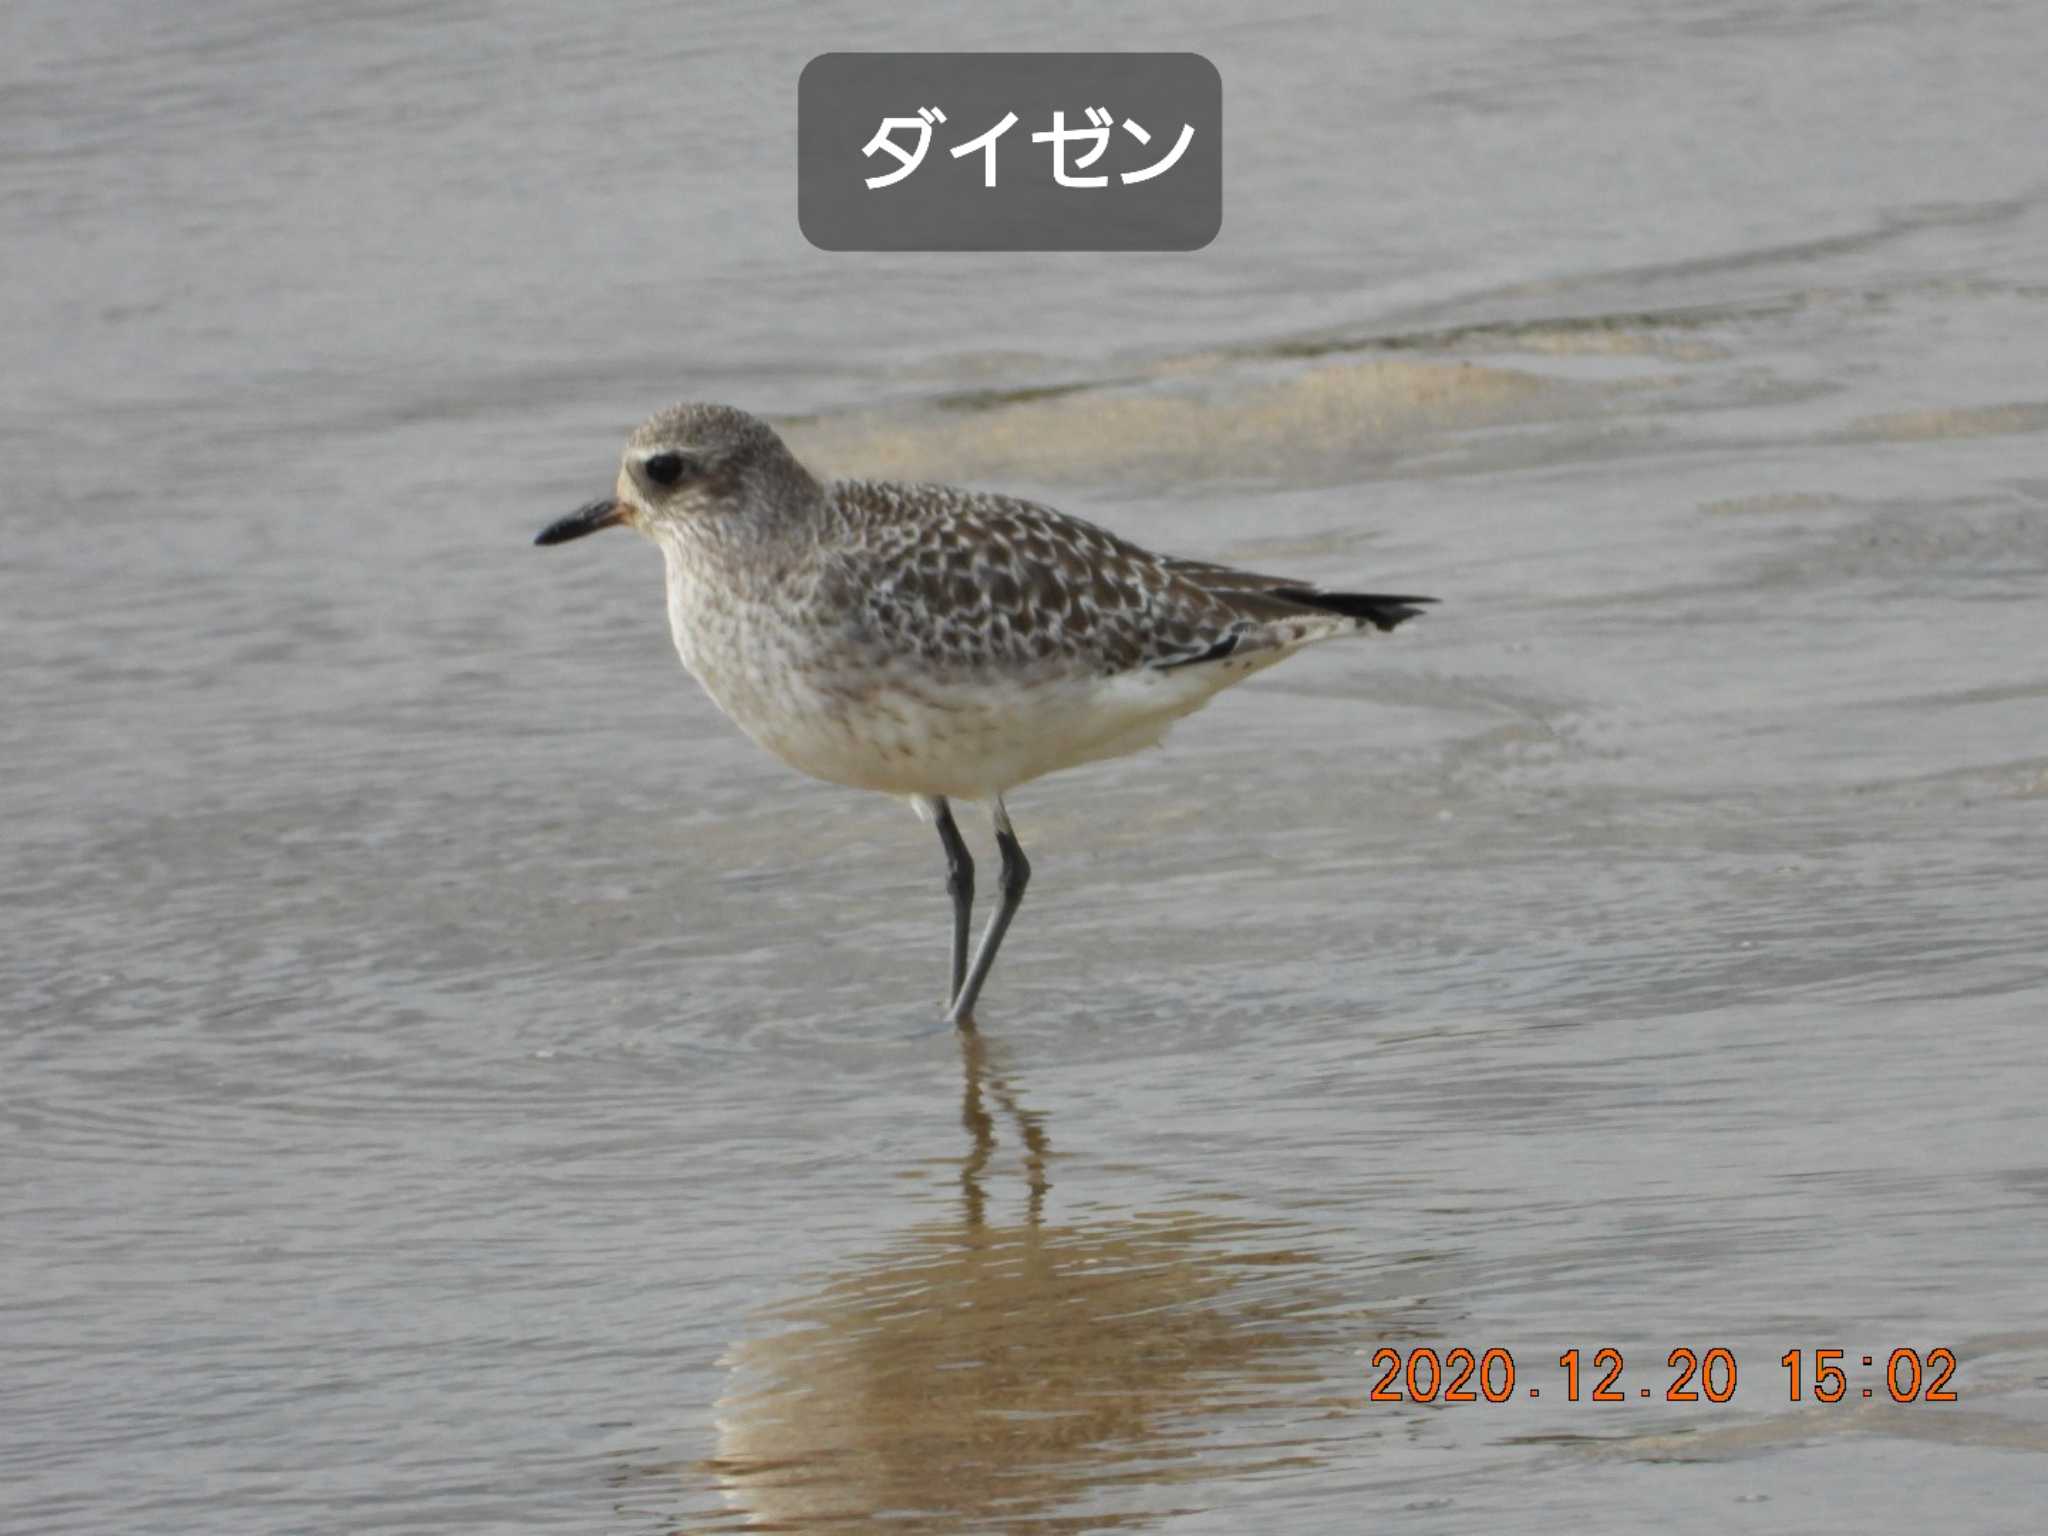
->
[799,53,1221,252]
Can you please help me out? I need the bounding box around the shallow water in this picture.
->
[5,2,2047,1532]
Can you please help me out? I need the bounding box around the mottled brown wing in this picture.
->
[825,479,1428,678]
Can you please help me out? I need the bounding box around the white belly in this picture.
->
[748,671,1230,799]
[662,562,1246,799]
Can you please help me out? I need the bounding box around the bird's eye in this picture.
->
[642,451,696,487]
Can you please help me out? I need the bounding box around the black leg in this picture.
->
[931,796,975,1008]
[947,797,1030,1027]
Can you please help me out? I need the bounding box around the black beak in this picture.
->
[534,497,627,546]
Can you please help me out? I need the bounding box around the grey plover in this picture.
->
[536,403,1433,1025]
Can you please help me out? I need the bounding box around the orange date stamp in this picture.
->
[1367,1346,1959,1403]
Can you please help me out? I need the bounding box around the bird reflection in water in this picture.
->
[955,1024,1049,1232]
[678,1027,1361,1533]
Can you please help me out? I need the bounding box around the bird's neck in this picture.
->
[653,511,805,604]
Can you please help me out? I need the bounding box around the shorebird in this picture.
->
[536,403,1433,1026]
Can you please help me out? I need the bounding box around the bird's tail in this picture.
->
[1268,588,1437,632]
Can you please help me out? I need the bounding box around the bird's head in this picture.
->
[535,403,819,548]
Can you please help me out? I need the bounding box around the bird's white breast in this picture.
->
[657,538,1246,800]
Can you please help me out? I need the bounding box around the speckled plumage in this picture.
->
[823,477,1384,677]
[537,401,1434,1022]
